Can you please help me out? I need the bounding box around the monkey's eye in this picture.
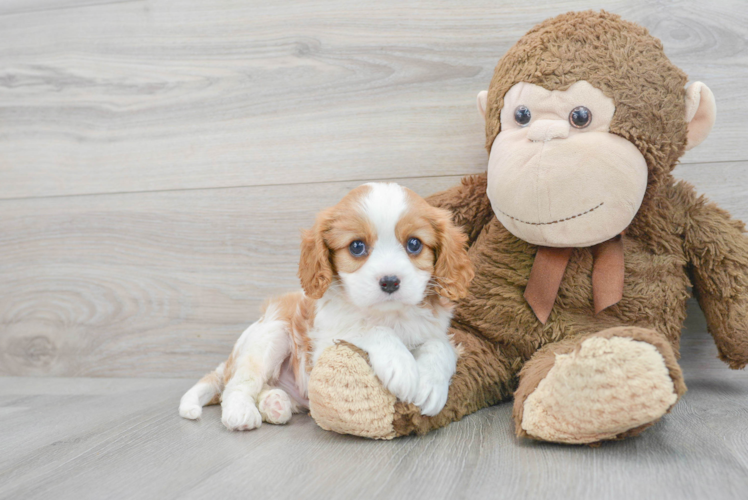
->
[514,105,531,126]
[349,240,367,257]
[406,237,423,256]
[569,106,592,129]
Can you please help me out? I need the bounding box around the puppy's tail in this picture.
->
[179,362,226,420]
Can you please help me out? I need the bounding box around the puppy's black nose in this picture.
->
[379,275,400,294]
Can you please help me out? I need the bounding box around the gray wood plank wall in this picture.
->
[1,0,747,377]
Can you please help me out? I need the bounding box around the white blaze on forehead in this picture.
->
[338,182,429,309]
[361,182,408,243]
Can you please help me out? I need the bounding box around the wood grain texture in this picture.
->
[0,175,463,377]
[0,0,134,16]
[0,327,746,500]
[0,0,746,199]
[2,162,748,378]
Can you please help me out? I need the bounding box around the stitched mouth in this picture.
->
[496,202,604,226]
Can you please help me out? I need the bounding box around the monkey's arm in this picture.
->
[426,173,494,246]
[683,187,748,369]
[308,327,515,438]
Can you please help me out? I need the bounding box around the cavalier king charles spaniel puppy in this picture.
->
[179,182,473,430]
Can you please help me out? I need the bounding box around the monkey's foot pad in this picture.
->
[520,336,679,444]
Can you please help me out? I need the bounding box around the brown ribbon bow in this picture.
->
[524,235,624,324]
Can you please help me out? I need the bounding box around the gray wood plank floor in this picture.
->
[1,306,747,500]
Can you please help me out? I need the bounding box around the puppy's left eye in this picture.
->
[406,237,423,255]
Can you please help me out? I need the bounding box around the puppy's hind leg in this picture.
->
[221,308,292,431]
[258,384,300,425]
[179,362,226,420]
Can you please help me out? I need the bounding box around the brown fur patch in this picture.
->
[222,353,237,388]
[328,210,376,275]
[265,291,317,379]
[198,370,223,406]
[431,209,474,302]
[396,195,439,275]
[401,188,474,301]
[682,188,748,369]
[219,292,317,388]
[298,185,373,298]
[298,212,335,300]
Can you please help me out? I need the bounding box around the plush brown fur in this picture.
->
[307,11,748,442]
[299,184,375,299]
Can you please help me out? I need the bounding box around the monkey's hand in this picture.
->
[308,329,513,439]
[684,188,748,369]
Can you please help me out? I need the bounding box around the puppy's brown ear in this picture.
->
[432,207,474,301]
[298,209,334,299]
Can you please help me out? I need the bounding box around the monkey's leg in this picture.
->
[513,326,687,444]
[308,327,515,439]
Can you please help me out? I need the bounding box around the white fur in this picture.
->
[219,308,293,430]
[413,339,458,416]
[309,286,453,410]
[180,182,459,430]
[340,183,432,309]
[179,362,225,420]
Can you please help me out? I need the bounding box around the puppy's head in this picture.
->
[298,183,473,309]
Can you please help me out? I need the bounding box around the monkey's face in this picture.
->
[485,81,648,248]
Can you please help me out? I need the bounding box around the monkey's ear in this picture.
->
[684,82,716,151]
[477,90,488,119]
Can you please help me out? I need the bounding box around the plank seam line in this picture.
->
[0,173,471,202]
[0,0,139,19]
[0,159,744,202]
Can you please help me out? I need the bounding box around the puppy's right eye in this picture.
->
[406,237,423,256]
[349,240,367,257]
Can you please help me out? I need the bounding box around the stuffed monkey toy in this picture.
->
[306,10,748,443]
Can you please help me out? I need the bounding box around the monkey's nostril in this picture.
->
[379,276,400,294]
[527,119,570,142]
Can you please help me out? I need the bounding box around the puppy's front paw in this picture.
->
[221,394,262,431]
[414,375,449,417]
[369,349,419,403]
